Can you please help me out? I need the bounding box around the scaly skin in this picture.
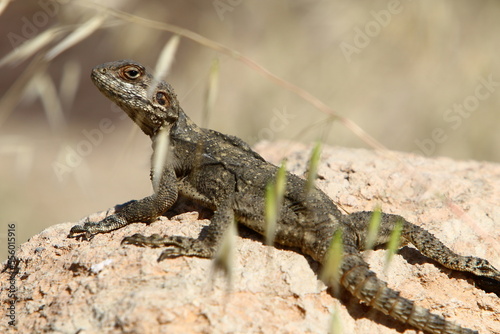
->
[69,60,500,334]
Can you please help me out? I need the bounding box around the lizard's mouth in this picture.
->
[91,70,116,100]
[91,69,158,136]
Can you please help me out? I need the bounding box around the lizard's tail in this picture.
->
[322,247,477,334]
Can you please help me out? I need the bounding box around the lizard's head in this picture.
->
[91,60,180,136]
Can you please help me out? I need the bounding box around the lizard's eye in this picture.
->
[121,65,142,80]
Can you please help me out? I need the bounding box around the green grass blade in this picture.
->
[304,141,322,195]
[384,218,403,271]
[265,160,287,246]
[365,206,382,251]
[328,305,343,334]
[321,229,343,295]
[213,217,237,291]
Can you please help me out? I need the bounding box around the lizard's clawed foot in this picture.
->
[68,215,128,240]
[121,233,164,247]
[158,248,185,261]
[67,223,96,240]
[465,257,500,281]
[121,233,215,261]
[156,240,212,261]
[121,233,195,261]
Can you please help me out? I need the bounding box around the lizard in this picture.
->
[68,59,500,334]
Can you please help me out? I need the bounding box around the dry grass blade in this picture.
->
[0,0,11,16]
[202,58,219,128]
[212,218,237,290]
[75,1,389,154]
[0,57,47,127]
[151,126,170,192]
[45,14,107,61]
[32,70,66,131]
[149,35,180,98]
[59,60,81,108]
[153,35,180,80]
[0,27,63,67]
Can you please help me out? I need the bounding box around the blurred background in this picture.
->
[1,0,499,261]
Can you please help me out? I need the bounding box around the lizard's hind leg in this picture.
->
[123,194,236,261]
[344,211,500,280]
[401,219,500,280]
[122,233,216,260]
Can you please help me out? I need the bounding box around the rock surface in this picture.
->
[1,142,499,334]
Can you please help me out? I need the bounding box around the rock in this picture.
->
[1,142,499,334]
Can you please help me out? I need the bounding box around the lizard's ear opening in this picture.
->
[154,89,179,123]
[155,91,171,107]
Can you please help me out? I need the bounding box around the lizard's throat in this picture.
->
[120,105,163,137]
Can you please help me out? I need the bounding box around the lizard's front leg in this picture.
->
[122,202,234,261]
[122,168,236,262]
[68,168,178,239]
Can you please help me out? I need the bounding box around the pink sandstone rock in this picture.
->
[1,142,499,333]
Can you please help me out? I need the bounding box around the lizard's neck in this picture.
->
[166,109,206,174]
[150,108,205,160]
[169,109,204,143]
